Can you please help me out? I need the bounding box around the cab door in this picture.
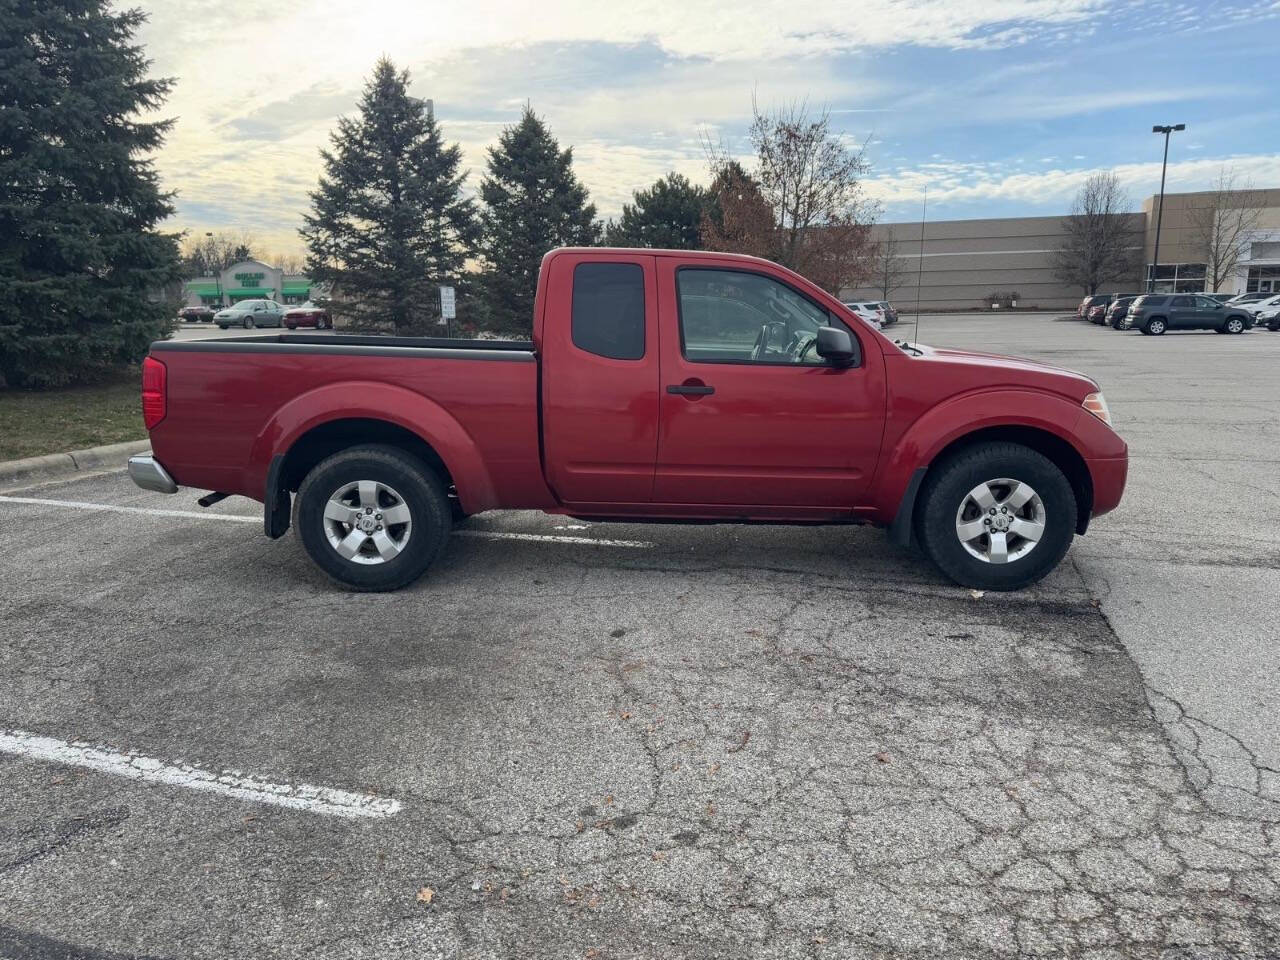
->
[653,259,885,509]
[540,252,661,505]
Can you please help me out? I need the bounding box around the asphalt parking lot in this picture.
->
[2,314,1278,959]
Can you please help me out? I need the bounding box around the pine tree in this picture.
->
[301,58,478,333]
[604,173,706,250]
[479,107,600,333]
[0,0,182,389]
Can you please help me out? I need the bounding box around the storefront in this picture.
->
[183,258,316,308]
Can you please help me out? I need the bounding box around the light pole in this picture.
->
[1148,123,1185,292]
[205,231,222,306]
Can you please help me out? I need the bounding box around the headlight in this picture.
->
[1083,392,1111,426]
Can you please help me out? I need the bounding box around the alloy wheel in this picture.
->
[322,480,413,565]
[954,478,1046,564]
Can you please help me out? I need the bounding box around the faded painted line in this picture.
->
[454,530,652,548]
[0,729,401,820]
[0,495,653,547]
[0,495,257,523]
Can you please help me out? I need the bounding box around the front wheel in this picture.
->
[1224,317,1245,334]
[293,444,451,591]
[916,442,1077,591]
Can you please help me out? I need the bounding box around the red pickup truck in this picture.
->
[129,248,1126,592]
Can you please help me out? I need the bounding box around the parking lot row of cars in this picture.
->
[177,299,333,330]
[1075,290,1280,334]
[841,299,899,329]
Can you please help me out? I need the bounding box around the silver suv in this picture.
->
[215,299,284,329]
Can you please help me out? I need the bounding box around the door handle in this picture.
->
[667,383,715,396]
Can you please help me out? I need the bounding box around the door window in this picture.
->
[571,262,645,360]
[1171,296,1194,308]
[676,268,850,366]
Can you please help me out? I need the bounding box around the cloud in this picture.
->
[867,153,1280,216]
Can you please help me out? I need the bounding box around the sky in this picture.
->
[133,0,1280,257]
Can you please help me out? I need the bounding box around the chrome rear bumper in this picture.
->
[128,455,178,494]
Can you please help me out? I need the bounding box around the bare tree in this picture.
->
[870,227,909,301]
[1054,172,1141,296]
[701,99,878,293]
[1188,167,1264,292]
[180,229,259,276]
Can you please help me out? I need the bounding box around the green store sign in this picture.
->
[234,271,265,287]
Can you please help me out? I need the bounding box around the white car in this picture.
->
[842,301,884,330]
[1236,293,1280,317]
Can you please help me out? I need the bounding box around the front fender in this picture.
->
[247,381,499,512]
[871,388,1091,520]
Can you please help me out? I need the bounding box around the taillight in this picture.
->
[142,356,167,429]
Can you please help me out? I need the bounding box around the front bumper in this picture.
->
[128,455,178,494]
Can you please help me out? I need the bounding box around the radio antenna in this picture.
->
[914,187,927,345]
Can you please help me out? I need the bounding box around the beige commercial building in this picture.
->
[842,187,1280,310]
[183,258,316,308]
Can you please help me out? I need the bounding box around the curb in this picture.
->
[0,439,151,490]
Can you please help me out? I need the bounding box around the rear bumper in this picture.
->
[128,455,178,494]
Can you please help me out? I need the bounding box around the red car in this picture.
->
[129,247,1127,592]
[283,300,332,330]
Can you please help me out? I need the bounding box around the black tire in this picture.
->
[915,442,1077,591]
[1144,317,1166,335]
[1223,316,1245,334]
[218,324,228,330]
[1268,321,1279,332]
[293,444,452,592]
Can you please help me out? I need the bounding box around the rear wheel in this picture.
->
[916,442,1076,591]
[293,444,451,591]
[1145,317,1166,335]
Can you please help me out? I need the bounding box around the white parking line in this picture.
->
[0,495,257,523]
[454,530,652,548]
[0,729,401,820]
[0,495,653,547]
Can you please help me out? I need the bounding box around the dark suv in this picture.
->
[1105,296,1138,329]
[1125,294,1253,335]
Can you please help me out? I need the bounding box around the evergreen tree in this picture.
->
[301,58,478,333]
[479,107,600,333]
[0,0,182,388]
[604,173,706,250]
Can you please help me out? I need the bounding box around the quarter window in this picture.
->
[677,268,849,366]
[571,263,645,360]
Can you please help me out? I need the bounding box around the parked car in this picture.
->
[1257,305,1280,331]
[215,299,285,330]
[1087,293,1138,325]
[178,306,214,323]
[1105,296,1138,329]
[1077,294,1113,320]
[1203,293,1234,304]
[1236,293,1280,317]
[284,301,332,330]
[841,302,884,329]
[873,301,899,326]
[1125,294,1253,335]
[1225,292,1272,306]
[133,249,1127,593]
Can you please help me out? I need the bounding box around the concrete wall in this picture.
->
[842,188,1280,310]
[841,214,1144,311]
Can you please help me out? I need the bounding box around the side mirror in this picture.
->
[816,326,856,367]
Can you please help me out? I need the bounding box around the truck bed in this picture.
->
[147,332,550,513]
[155,333,535,359]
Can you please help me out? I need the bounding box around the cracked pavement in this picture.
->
[1,314,1278,958]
